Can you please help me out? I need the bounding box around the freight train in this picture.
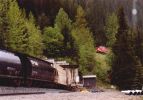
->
[0,49,66,88]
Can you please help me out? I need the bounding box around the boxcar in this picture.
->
[26,56,58,84]
[0,49,58,87]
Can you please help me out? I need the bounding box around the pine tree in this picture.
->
[111,7,142,89]
[55,8,72,49]
[105,13,119,47]
[71,6,96,74]
[55,8,71,32]
[6,0,26,52]
[0,0,9,48]
[43,8,75,60]
[134,28,143,88]
[43,8,73,58]
[0,0,43,57]
[43,26,64,58]
[38,13,49,29]
[25,13,43,57]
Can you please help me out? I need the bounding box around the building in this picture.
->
[46,59,79,86]
[83,75,96,88]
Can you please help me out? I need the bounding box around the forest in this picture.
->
[0,0,143,90]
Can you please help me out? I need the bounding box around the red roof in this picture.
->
[96,46,108,54]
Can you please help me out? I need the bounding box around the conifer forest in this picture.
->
[1,0,143,90]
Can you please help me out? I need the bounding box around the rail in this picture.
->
[0,92,45,96]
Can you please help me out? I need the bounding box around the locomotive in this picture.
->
[0,49,59,87]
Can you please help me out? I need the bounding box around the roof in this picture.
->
[96,46,108,54]
[0,49,53,65]
[60,65,78,68]
[83,75,96,78]
[0,50,22,64]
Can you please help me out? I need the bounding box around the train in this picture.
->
[0,49,73,89]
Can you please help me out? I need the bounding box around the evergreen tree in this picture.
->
[0,0,9,48]
[43,8,73,58]
[105,13,119,47]
[38,13,49,29]
[0,0,43,57]
[71,6,96,74]
[43,26,64,58]
[134,28,143,87]
[55,8,72,49]
[6,0,26,52]
[55,8,71,32]
[111,7,142,89]
[43,8,75,60]
[25,13,43,56]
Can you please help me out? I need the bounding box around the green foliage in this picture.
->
[111,7,142,89]
[43,8,76,60]
[73,6,87,28]
[2,1,143,87]
[105,13,119,47]
[133,29,143,88]
[71,6,96,74]
[43,26,64,57]
[24,13,44,56]
[0,0,43,57]
[0,0,9,48]
[106,49,115,67]
[19,0,143,47]
[43,27,63,44]
[94,53,111,82]
[55,8,73,50]
[6,0,26,52]
[55,8,72,32]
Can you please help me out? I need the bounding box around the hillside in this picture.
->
[18,0,143,45]
[1,0,143,89]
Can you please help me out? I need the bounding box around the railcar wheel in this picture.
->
[129,92,132,95]
[137,92,140,95]
[134,92,137,95]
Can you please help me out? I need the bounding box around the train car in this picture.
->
[0,49,58,87]
[25,56,58,86]
[0,49,23,86]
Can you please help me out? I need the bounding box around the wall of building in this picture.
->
[45,59,79,85]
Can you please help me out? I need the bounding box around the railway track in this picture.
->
[0,92,45,96]
[0,86,70,96]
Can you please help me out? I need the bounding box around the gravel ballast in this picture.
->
[0,90,142,100]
